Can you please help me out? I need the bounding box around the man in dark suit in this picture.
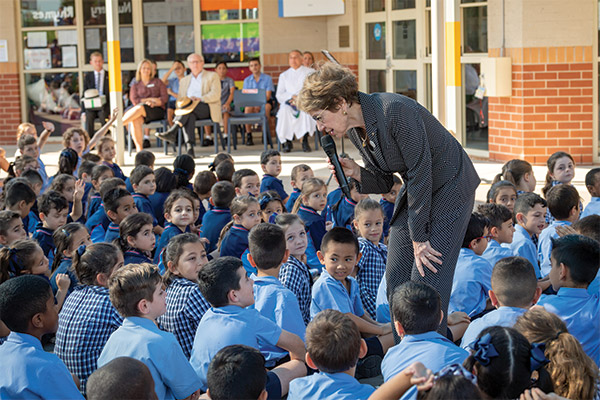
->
[83,51,110,135]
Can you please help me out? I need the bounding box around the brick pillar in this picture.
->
[0,71,21,145]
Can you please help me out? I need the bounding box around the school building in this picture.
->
[0,0,598,164]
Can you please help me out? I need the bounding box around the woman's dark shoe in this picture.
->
[246,132,254,146]
[302,135,312,152]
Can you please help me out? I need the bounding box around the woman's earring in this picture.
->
[342,109,348,115]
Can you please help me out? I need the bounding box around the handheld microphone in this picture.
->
[320,133,352,199]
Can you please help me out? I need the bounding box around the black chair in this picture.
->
[129,119,167,155]
[227,89,273,153]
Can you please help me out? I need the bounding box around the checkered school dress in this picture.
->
[356,238,388,319]
[279,255,313,326]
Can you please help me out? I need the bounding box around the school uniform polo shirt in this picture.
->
[375,276,391,323]
[149,191,170,227]
[50,257,77,295]
[86,207,110,244]
[538,220,571,278]
[219,224,249,258]
[460,306,527,350]
[32,223,55,267]
[103,161,126,181]
[582,197,600,218]
[190,305,282,391]
[260,174,288,201]
[200,207,231,254]
[511,224,541,278]
[86,194,102,220]
[103,222,120,243]
[154,223,188,264]
[449,248,493,318]
[297,205,327,251]
[133,192,157,226]
[311,270,364,319]
[482,239,513,269]
[123,249,152,265]
[98,316,201,399]
[286,188,301,211]
[288,371,375,400]
[331,196,357,230]
[380,198,394,238]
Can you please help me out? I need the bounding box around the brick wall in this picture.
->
[0,72,21,145]
[487,46,594,164]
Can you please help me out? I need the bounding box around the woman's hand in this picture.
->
[327,157,361,182]
[412,241,442,277]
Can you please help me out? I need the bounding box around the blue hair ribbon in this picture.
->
[174,168,188,175]
[77,245,87,257]
[435,363,477,385]
[61,228,70,237]
[8,248,21,277]
[529,342,550,372]
[472,333,500,366]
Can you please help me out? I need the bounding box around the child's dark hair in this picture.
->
[514,192,547,217]
[291,164,311,182]
[0,275,52,333]
[257,190,286,212]
[39,190,69,216]
[87,357,156,400]
[129,165,154,187]
[486,180,517,203]
[173,154,195,189]
[260,149,280,165]
[321,227,359,255]
[103,188,132,214]
[231,168,258,189]
[215,160,234,182]
[274,212,305,231]
[82,153,101,163]
[194,170,217,196]
[57,148,79,175]
[99,177,126,198]
[73,243,121,286]
[135,150,155,167]
[572,215,600,243]
[50,174,76,196]
[21,169,43,187]
[542,151,575,197]
[492,257,538,307]
[462,212,491,248]
[116,213,153,253]
[91,164,113,183]
[585,167,600,188]
[207,345,266,400]
[4,179,36,208]
[51,223,87,272]
[418,373,483,400]
[292,177,326,213]
[306,309,362,373]
[17,133,37,150]
[14,155,37,175]
[354,197,384,220]
[96,136,114,156]
[0,210,21,237]
[197,256,243,307]
[493,159,533,187]
[391,281,441,334]
[0,239,43,283]
[218,196,259,249]
[463,326,553,399]
[78,160,97,180]
[163,189,195,215]
[208,152,234,172]
[545,184,579,220]
[211,181,236,208]
[551,234,600,285]
[476,203,512,229]
[108,263,162,317]
[163,233,203,284]
[154,167,176,192]
[248,223,286,270]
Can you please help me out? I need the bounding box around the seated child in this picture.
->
[0,275,84,399]
[54,243,124,395]
[0,210,27,247]
[311,228,393,360]
[379,174,402,240]
[510,192,547,279]
[258,191,285,223]
[77,160,97,214]
[21,169,44,200]
[215,160,234,182]
[98,263,201,399]
[12,155,38,178]
[248,223,306,366]
[50,174,85,223]
[538,184,580,277]
[130,166,158,228]
[190,257,307,396]
[101,188,137,244]
[582,167,600,218]
[50,223,91,299]
[449,212,494,318]
[486,180,518,213]
[286,164,314,211]
[542,151,579,224]
[86,165,114,220]
[287,309,376,400]
[193,170,217,220]
[126,150,156,192]
[172,154,195,190]
[4,179,36,235]
[494,159,537,196]
[329,179,368,230]
[17,133,50,193]
[154,190,195,265]
[206,345,268,400]
[233,169,261,199]
[477,203,514,267]
[219,196,261,260]
[151,167,177,228]
[201,181,234,254]
[276,214,314,326]
[86,357,157,400]
[97,136,125,181]
[382,282,468,393]
[157,233,210,359]
[536,234,600,366]
[460,256,541,349]
[568,216,600,295]
[260,150,288,204]
[353,199,387,320]
[116,213,155,265]
[86,178,125,243]
[33,191,69,266]
[294,178,331,258]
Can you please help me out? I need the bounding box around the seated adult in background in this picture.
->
[122,59,168,152]
[276,50,316,153]
[83,52,110,138]
[216,61,235,140]
[303,51,315,68]
[243,57,274,146]
[161,60,187,126]
[157,53,221,157]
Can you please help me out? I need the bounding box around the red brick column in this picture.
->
[0,72,21,145]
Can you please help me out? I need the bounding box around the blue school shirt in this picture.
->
[98,316,201,399]
[154,223,188,264]
[356,238,387,319]
[32,223,55,267]
[22,214,30,235]
[103,222,120,243]
[86,207,110,243]
[331,196,357,230]
[125,176,134,192]
[54,285,123,395]
[298,205,327,251]
[133,193,157,226]
[149,191,170,227]
[200,207,231,254]
[460,306,527,350]
[380,198,394,238]
[288,371,375,400]
[538,220,571,278]
[243,72,275,92]
[589,272,600,296]
[251,275,306,365]
[376,276,391,323]
[326,188,342,211]
[219,224,249,258]
[260,174,288,201]
[537,288,600,366]
[123,249,152,265]
[449,248,493,318]
[482,239,513,268]
[38,156,50,194]
[102,161,126,181]
[81,182,93,218]
[286,188,301,211]
[189,305,282,391]
[311,270,364,319]
[50,257,78,295]
[86,193,102,220]
[158,277,211,359]
[511,224,541,278]
[279,255,313,326]
[26,211,40,235]
[0,332,84,399]
[582,197,600,218]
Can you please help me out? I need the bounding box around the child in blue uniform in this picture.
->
[49,174,86,223]
[98,263,201,399]
[260,150,289,204]
[511,193,548,282]
[125,150,156,192]
[294,177,330,252]
[131,165,163,237]
[97,137,126,181]
[379,175,402,241]
[87,165,114,220]
[50,223,91,303]
[116,213,155,265]
[487,180,518,213]
[288,310,375,400]
[247,223,306,367]
[582,168,600,217]
[87,177,125,243]
[4,180,36,235]
[0,210,26,247]
[200,181,234,254]
[154,190,196,265]
[151,167,177,228]
[258,190,285,223]
[232,168,261,197]
[33,191,69,267]
[86,357,157,400]
[102,188,137,244]
[219,196,261,260]
[286,164,313,211]
[477,203,514,267]
[54,243,124,395]
[329,179,367,231]
[0,275,84,399]
[158,233,210,359]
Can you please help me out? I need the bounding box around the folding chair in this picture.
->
[227,89,273,153]
[129,119,167,156]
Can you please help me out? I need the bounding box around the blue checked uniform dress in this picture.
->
[54,285,123,395]
[356,238,388,319]
[279,255,313,326]
[157,277,211,359]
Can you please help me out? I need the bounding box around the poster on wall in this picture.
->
[120,27,133,48]
[175,25,194,54]
[85,28,101,50]
[62,46,77,67]
[148,26,168,55]
[0,40,7,62]
[24,48,51,69]
[27,32,47,48]
[57,30,77,46]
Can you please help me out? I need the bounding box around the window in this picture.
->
[366,0,385,13]
[21,0,76,27]
[367,70,386,93]
[142,0,194,61]
[392,20,416,59]
[366,22,386,59]
[83,0,134,63]
[394,70,417,100]
[461,2,487,54]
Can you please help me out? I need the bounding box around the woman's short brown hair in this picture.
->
[297,62,359,114]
